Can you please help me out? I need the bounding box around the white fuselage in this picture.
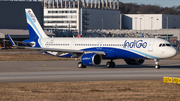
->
[38,37,177,59]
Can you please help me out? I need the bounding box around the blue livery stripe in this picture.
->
[126,48,159,59]
[82,47,159,59]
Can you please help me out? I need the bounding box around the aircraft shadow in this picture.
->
[91,65,180,69]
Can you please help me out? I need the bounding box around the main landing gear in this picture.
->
[106,60,115,68]
[154,59,160,69]
[77,62,86,68]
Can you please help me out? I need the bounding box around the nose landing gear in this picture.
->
[154,59,160,69]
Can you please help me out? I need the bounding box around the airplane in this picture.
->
[8,8,178,69]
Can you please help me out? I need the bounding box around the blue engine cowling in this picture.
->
[81,53,102,66]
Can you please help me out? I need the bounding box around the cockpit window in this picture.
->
[159,43,172,47]
[166,44,171,46]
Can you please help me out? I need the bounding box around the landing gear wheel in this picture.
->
[106,62,111,68]
[155,65,160,69]
[154,59,160,69]
[111,62,115,68]
[77,62,86,68]
[106,61,115,68]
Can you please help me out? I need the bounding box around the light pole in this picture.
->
[150,17,153,35]
[101,19,103,30]
[3,38,5,49]
[135,17,137,37]
[135,17,137,32]
[166,16,169,40]
[55,22,58,36]
[140,18,142,34]
[69,23,71,35]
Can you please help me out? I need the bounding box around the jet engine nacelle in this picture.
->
[124,59,145,65]
[81,53,102,66]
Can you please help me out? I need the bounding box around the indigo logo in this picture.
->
[124,40,147,48]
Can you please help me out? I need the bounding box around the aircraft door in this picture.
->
[71,41,76,49]
[96,42,103,50]
[148,40,155,52]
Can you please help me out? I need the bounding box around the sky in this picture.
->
[120,0,180,7]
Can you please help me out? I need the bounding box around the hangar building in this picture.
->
[0,1,54,48]
[43,0,121,34]
[122,14,180,30]
[0,1,43,29]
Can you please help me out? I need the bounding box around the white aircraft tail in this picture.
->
[25,8,48,39]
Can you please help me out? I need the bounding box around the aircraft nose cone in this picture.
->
[168,48,178,58]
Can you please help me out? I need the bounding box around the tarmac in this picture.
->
[0,59,180,83]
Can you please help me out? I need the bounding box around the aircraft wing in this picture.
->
[25,47,106,55]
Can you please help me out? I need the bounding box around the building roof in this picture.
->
[0,29,55,38]
[0,32,5,38]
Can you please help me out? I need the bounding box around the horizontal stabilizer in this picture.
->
[7,34,16,47]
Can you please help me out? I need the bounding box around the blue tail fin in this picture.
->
[25,9,48,39]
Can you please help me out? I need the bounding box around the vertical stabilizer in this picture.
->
[25,9,48,39]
